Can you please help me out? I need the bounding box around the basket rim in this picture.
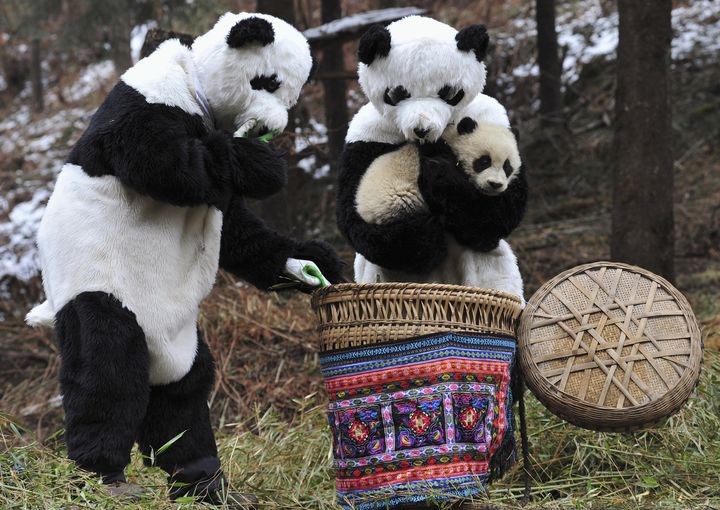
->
[311,282,524,308]
[518,261,703,428]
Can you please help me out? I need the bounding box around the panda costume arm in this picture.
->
[68,42,287,211]
[337,105,448,274]
[418,130,528,252]
[219,196,344,290]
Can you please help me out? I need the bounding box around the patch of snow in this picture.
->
[497,0,720,87]
[294,118,328,152]
[131,21,158,63]
[0,188,51,285]
[65,60,116,102]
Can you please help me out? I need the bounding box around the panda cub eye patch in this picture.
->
[503,159,514,177]
[473,155,492,173]
[383,86,411,106]
[438,85,465,106]
[250,73,281,93]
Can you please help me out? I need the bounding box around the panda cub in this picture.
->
[354,96,527,300]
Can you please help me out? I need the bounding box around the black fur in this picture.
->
[455,24,489,63]
[357,24,392,65]
[137,335,218,474]
[219,197,345,290]
[56,291,150,483]
[418,141,528,252]
[250,73,281,93]
[457,117,478,135]
[57,292,225,489]
[226,17,274,48]
[68,81,286,209]
[337,141,447,273]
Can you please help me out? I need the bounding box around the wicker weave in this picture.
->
[311,283,523,351]
[518,262,703,431]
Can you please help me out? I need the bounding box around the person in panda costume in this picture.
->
[337,16,525,300]
[26,12,343,505]
[337,15,491,275]
[348,91,527,300]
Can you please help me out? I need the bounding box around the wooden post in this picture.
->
[535,0,562,125]
[31,38,43,113]
[320,0,349,170]
[611,0,674,281]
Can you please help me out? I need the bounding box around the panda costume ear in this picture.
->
[227,17,275,48]
[358,24,391,65]
[457,117,478,135]
[456,24,489,63]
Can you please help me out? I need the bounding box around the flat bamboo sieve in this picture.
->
[518,262,703,431]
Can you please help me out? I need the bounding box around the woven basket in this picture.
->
[518,262,703,432]
[311,283,523,351]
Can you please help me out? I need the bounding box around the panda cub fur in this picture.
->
[353,96,527,301]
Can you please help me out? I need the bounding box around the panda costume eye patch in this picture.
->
[438,85,465,106]
[383,86,411,106]
[250,73,281,93]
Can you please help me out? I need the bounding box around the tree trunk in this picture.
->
[31,38,44,113]
[256,0,295,23]
[255,0,297,235]
[535,0,562,125]
[321,0,349,171]
[611,0,674,281]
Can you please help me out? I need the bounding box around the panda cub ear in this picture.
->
[457,117,478,135]
[227,17,275,48]
[358,24,392,65]
[455,24,489,63]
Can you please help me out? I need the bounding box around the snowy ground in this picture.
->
[0,0,718,291]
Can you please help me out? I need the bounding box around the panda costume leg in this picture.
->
[136,334,222,500]
[55,292,150,483]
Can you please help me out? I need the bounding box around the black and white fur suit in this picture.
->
[26,12,343,501]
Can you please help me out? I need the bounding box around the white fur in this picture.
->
[121,39,203,117]
[456,94,510,128]
[192,12,312,133]
[29,164,223,385]
[345,103,406,144]
[357,16,487,143]
[355,144,424,224]
[355,239,524,302]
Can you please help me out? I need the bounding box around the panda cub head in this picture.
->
[357,16,489,143]
[444,117,521,196]
[192,13,314,135]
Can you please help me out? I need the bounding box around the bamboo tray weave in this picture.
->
[311,283,522,351]
[518,262,703,431]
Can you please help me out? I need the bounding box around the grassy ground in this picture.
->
[2,350,719,510]
[1,277,719,509]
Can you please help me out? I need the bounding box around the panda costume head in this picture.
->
[191,12,314,134]
[357,16,489,143]
[443,118,522,196]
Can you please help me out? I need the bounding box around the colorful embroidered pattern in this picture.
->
[320,333,516,509]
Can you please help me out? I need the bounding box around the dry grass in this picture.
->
[1,276,719,509]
